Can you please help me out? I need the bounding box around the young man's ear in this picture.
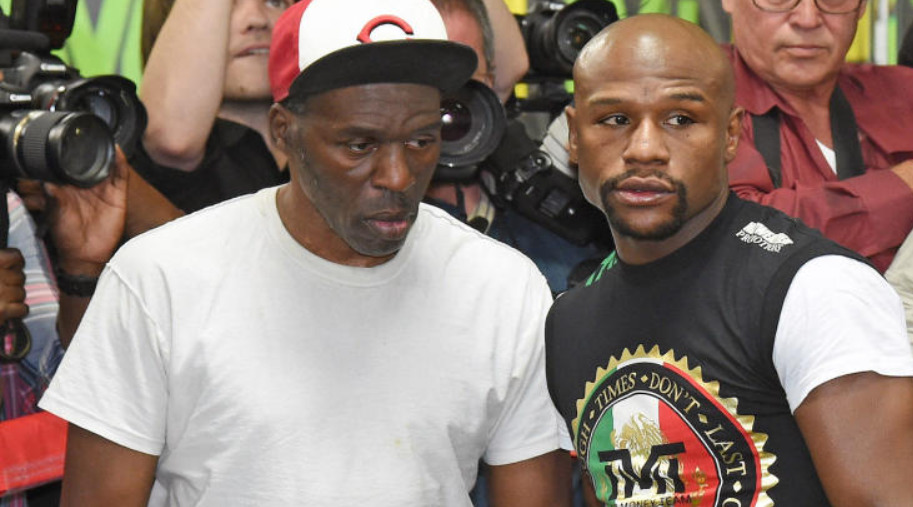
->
[724,107,744,164]
[565,106,578,165]
[268,103,292,153]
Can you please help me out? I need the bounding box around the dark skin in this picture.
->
[270,83,443,267]
[487,450,572,507]
[43,148,128,348]
[61,424,158,507]
[567,13,913,506]
[567,14,741,266]
[0,248,27,336]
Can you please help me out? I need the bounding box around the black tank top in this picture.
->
[546,194,869,506]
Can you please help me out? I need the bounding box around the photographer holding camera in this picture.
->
[0,152,128,507]
[427,0,610,294]
[0,3,179,502]
[136,0,294,213]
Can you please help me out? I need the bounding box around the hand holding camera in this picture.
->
[44,146,128,279]
[0,247,26,323]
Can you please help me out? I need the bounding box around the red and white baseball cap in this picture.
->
[268,0,478,102]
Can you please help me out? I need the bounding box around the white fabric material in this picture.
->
[40,187,562,506]
[774,255,913,413]
[296,0,448,72]
[884,228,913,346]
[815,139,837,174]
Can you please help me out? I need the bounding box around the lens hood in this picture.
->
[436,80,506,182]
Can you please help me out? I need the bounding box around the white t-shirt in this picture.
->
[40,188,563,506]
[815,139,838,174]
[775,254,913,412]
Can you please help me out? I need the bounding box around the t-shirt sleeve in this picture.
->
[38,262,170,456]
[483,268,565,465]
[773,255,913,413]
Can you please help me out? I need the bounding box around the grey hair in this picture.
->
[431,0,495,77]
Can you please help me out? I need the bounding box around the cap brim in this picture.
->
[287,40,478,99]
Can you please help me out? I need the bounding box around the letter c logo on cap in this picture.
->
[357,15,415,43]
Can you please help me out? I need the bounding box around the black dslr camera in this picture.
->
[433,1,617,247]
[0,0,147,188]
[512,0,618,117]
[435,79,608,247]
[518,0,619,78]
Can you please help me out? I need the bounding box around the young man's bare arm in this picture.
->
[140,0,232,172]
[795,372,913,506]
[60,424,159,507]
[487,450,572,507]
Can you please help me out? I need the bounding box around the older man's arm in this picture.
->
[60,425,159,507]
[487,450,572,507]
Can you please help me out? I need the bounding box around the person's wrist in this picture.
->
[54,260,105,298]
[54,259,105,278]
[54,267,99,298]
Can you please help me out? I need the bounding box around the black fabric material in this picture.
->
[26,481,61,507]
[288,40,477,99]
[829,85,865,180]
[546,194,869,505]
[751,109,782,188]
[901,21,913,68]
[129,119,288,213]
[750,85,863,189]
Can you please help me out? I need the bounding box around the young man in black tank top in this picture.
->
[548,13,913,506]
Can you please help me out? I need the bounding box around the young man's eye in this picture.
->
[667,115,695,127]
[599,114,629,126]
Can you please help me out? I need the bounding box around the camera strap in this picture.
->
[829,85,865,180]
[751,109,782,188]
[751,84,864,189]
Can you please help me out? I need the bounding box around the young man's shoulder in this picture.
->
[736,197,866,258]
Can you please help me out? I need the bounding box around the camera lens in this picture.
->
[33,75,147,158]
[72,91,118,127]
[436,80,506,182]
[0,110,114,187]
[51,113,114,186]
[558,14,605,60]
[521,0,618,77]
[441,100,472,142]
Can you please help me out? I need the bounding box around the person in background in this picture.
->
[722,0,913,274]
[135,0,293,213]
[0,152,127,507]
[427,0,607,293]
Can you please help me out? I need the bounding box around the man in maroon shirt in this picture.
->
[722,0,913,273]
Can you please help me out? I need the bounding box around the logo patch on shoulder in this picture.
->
[574,346,777,506]
[736,222,793,253]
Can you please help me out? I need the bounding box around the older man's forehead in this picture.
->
[300,83,443,126]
